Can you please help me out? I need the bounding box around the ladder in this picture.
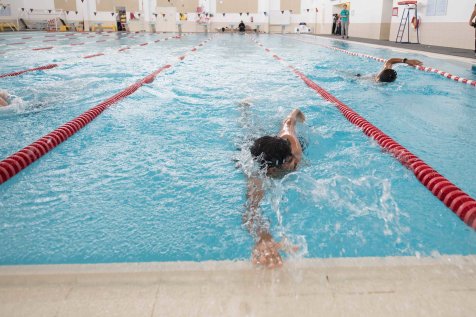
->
[19,18,28,30]
[395,1,420,44]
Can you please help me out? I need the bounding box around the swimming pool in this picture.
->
[1,32,475,265]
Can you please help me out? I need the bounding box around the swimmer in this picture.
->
[373,58,423,82]
[0,90,10,107]
[244,109,305,268]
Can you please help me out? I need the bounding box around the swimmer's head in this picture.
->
[250,136,292,169]
[377,69,397,82]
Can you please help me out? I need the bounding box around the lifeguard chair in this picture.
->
[395,1,420,44]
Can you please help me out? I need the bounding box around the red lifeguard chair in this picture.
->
[395,1,420,44]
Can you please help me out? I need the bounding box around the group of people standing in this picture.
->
[332,4,350,39]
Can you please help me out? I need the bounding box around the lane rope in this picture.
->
[0,32,156,50]
[0,64,59,78]
[250,36,476,230]
[1,32,159,54]
[285,35,476,88]
[0,34,187,79]
[0,36,213,185]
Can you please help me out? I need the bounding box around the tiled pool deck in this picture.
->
[1,256,475,317]
[316,34,476,61]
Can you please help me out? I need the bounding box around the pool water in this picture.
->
[1,32,475,265]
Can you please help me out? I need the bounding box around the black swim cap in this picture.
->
[379,69,397,82]
[250,136,292,169]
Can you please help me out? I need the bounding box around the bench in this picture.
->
[59,25,74,32]
[91,23,117,32]
[0,22,18,32]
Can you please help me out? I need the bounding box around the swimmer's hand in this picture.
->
[252,233,299,269]
[239,97,253,107]
[289,109,305,123]
[405,59,423,67]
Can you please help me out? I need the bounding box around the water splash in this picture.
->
[0,94,26,116]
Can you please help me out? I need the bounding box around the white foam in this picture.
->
[0,95,26,116]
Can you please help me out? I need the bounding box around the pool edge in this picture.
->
[1,254,476,275]
[296,34,476,64]
[1,255,475,316]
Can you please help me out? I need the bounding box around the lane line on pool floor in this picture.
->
[0,36,214,185]
[281,35,476,88]
[0,34,189,79]
[249,36,476,230]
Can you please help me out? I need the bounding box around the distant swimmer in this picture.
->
[243,109,305,268]
[373,58,423,82]
[0,90,10,107]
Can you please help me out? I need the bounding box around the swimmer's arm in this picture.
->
[383,58,422,69]
[244,177,284,268]
[279,109,305,137]
[278,109,305,162]
[244,177,266,236]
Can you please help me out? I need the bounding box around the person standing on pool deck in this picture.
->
[238,21,246,33]
[470,3,476,54]
[332,14,338,35]
[244,109,305,268]
[373,57,423,82]
[0,90,10,107]
[340,4,350,39]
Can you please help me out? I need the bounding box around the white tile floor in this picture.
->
[1,256,475,317]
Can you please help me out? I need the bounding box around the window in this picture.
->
[0,5,11,16]
[426,0,448,16]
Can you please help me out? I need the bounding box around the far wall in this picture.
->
[389,0,475,50]
[4,0,474,50]
[318,0,475,50]
[1,0,321,33]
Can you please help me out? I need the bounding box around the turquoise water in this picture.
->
[1,33,475,265]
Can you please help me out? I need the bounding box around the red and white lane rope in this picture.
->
[0,34,186,79]
[0,32,160,55]
[0,64,59,79]
[31,32,158,50]
[0,36,213,185]
[287,35,476,88]
[0,32,148,49]
[251,37,476,230]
